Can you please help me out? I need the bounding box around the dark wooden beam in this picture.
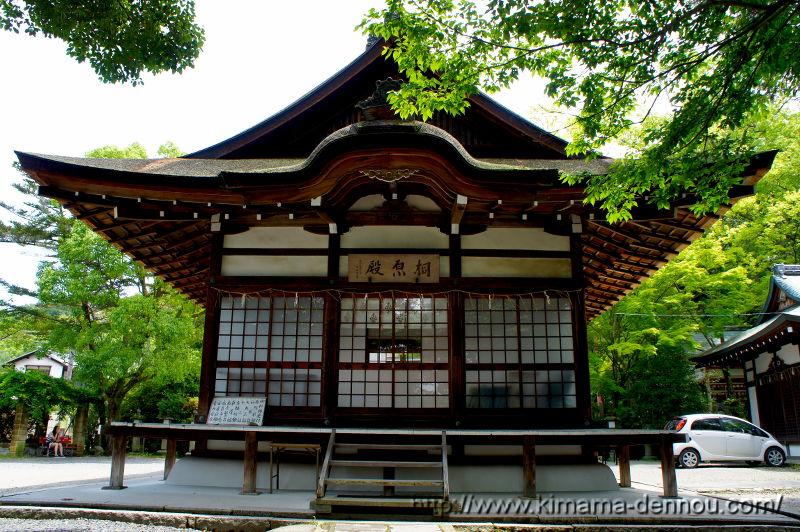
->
[583,262,639,283]
[136,241,211,264]
[162,271,205,284]
[105,230,160,244]
[584,275,630,295]
[588,221,676,254]
[649,219,703,234]
[171,279,207,291]
[450,194,468,234]
[114,205,207,221]
[618,445,631,487]
[75,207,113,220]
[522,435,536,498]
[95,220,158,236]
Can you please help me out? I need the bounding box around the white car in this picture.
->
[665,414,787,468]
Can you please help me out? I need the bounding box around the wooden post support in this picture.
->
[241,431,259,495]
[9,404,29,457]
[522,435,536,498]
[103,434,128,490]
[164,439,177,480]
[659,436,678,498]
[618,445,631,487]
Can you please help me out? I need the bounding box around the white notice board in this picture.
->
[206,397,266,425]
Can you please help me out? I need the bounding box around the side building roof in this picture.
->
[3,350,68,367]
[695,264,800,366]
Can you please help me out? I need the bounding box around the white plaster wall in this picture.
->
[748,386,760,426]
[224,227,328,249]
[462,228,570,251]
[405,195,441,212]
[342,226,449,249]
[347,195,441,212]
[461,257,572,278]
[779,343,800,365]
[348,194,386,211]
[221,256,328,277]
[754,343,800,374]
[166,457,618,493]
[14,356,64,378]
[339,256,450,277]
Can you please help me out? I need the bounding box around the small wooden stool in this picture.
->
[269,443,321,493]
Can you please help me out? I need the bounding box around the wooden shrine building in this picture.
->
[695,264,800,457]
[15,39,776,509]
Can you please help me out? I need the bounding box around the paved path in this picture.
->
[2,457,800,528]
[612,459,800,515]
[0,456,164,496]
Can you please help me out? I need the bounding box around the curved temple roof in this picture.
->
[14,38,778,320]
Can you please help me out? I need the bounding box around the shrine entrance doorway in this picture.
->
[334,293,451,418]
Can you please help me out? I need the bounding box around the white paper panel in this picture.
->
[342,226,449,249]
[224,227,328,249]
[221,256,328,276]
[461,257,572,278]
[461,228,570,251]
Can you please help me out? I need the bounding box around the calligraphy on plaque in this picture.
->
[348,254,439,283]
[206,397,266,425]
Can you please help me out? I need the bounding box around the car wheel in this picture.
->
[765,447,786,467]
[746,460,762,467]
[678,448,701,468]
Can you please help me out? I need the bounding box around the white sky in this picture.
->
[0,0,558,301]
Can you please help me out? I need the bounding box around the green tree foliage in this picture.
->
[121,375,199,424]
[589,298,703,427]
[0,366,97,424]
[1,142,202,423]
[0,311,41,357]
[0,165,71,252]
[589,111,800,425]
[1,0,205,85]
[38,231,203,420]
[362,0,799,220]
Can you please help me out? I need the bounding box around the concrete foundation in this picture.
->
[166,456,618,493]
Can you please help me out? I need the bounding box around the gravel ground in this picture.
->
[0,518,203,532]
[612,460,800,515]
[0,456,164,497]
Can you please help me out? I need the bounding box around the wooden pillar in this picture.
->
[72,405,89,456]
[522,435,536,498]
[10,404,30,457]
[659,436,678,498]
[242,431,259,495]
[164,439,177,480]
[618,445,631,488]
[103,434,128,490]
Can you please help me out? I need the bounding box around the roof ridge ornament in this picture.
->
[774,263,800,278]
[356,78,404,121]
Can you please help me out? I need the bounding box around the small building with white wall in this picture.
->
[4,350,70,380]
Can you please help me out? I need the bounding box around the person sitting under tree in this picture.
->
[46,427,64,457]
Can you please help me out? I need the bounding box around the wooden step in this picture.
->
[325,478,444,487]
[314,495,459,514]
[334,443,441,451]
[329,459,442,468]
